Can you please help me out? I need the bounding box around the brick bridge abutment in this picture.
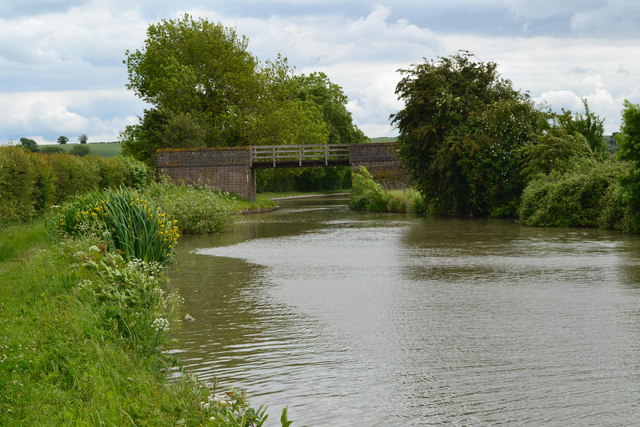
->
[156,142,407,202]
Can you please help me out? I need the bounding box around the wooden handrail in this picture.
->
[250,144,350,167]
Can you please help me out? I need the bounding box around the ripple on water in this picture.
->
[169,198,640,426]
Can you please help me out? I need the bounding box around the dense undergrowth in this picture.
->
[0,227,277,425]
[351,160,640,233]
[349,166,426,214]
[518,160,634,230]
[146,181,239,234]
[1,183,291,425]
[0,146,150,226]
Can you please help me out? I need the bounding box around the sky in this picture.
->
[1,0,639,144]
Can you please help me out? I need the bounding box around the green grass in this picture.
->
[0,219,277,425]
[0,219,49,263]
[0,234,211,425]
[40,142,122,157]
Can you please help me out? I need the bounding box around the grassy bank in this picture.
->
[0,186,290,426]
[0,225,213,424]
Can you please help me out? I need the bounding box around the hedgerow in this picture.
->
[0,146,151,226]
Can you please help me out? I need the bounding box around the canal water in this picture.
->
[167,196,640,426]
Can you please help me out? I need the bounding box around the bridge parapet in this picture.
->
[156,142,407,202]
[251,144,350,168]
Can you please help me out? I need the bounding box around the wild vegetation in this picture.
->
[145,181,239,234]
[350,167,426,214]
[0,162,295,425]
[0,207,284,425]
[0,143,294,424]
[386,51,640,232]
[0,147,151,225]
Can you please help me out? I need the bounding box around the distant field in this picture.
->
[40,142,121,157]
[369,137,398,143]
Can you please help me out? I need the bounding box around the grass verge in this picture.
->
[1,203,287,425]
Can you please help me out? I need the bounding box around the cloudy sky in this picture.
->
[1,0,639,144]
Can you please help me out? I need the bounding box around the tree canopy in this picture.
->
[293,72,367,144]
[391,51,545,216]
[122,15,365,166]
[555,99,605,154]
[616,100,640,231]
[20,137,39,152]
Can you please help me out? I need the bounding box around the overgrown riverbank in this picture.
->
[0,184,292,425]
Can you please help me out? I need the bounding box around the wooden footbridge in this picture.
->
[250,144,351,168]
[157,142,405,202]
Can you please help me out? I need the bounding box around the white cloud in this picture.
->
[501,0,605,20]
[0,89,145,143]
[571,0,640,37]
[2,1,640,142]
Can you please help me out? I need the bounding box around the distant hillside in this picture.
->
[40,142,121,157]
[368,137,398,143]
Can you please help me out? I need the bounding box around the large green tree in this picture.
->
[122,13,367,194]
[247,56,329,146]
[391,51,545,216]
[294,72,367,144]
[123,15,349,165]
[521,127,593,179]
[125,14,260,146]
[617,100,640,231]
[20,137,39,152]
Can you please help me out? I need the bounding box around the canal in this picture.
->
[167,195,640,425]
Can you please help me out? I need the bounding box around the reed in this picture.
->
[55,187,180,264]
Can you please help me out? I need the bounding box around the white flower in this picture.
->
[76,280,93,289]
[151,317,170,332]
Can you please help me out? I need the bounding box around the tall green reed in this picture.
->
[55,187,179,264]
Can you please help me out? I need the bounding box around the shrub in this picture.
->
[406,188,428,214]
[386,194,407,213]
[90,155,129,188]
[42,153,101,204]
[31,155,56,211]
[56,187,179,264]
[146,181,238,234]
[0,147,38,224]
[349,166,388,212]
[119,155,152,189]
[78,248,169,348]
[519,160,628,227]
[0,149,153,226]
[70,144,91,156]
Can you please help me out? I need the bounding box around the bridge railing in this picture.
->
[250,144,351,167]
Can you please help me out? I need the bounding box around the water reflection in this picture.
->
[168,196,640,426]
